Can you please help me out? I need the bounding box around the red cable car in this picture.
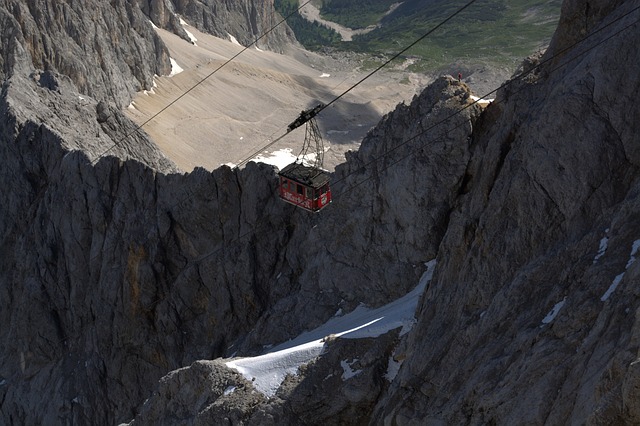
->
[278,163,332,212]
[278,104,332,212]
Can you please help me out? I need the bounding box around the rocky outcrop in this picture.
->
[374,0,640,424]
[0,0,172,108]
[0,65,293,423]
[0,0,298,423]
[140,0,297,51]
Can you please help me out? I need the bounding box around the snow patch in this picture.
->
[226,340,325,397]
[541,297,566,325]
[255,46,264,52]
[169,58,183,77]
[601,273,625,302]
[127,102,136,110]
[223,386,236,396]
[593,232,609,264]
[384,356,401,382]
[225,259,436,397]
[0,379,6,386]
[601,239,640,301]
[251,148,298,170]
[228,33,242,46]
[184,29,197,45]
[340,359,362,380]
[148,20,159,30]
[626,239,640,269]
[251,149,322,171]
[470,95,494,107]
[179,18,197,45]
[320,73,331,78]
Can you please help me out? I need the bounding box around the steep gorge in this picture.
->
[1,0,640,425]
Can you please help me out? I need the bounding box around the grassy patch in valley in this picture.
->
[318,0,399,29]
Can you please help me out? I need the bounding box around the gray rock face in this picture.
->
[374,1,640,424]
[0,0,172,108]
[236,76,482,354]
[0,0,299,424]
[140,0,297,51]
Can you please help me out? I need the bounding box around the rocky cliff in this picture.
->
[1,0,640,425]
[139,0,296,51]
[375,0,640,424]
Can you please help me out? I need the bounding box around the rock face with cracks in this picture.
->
[374,0,640,424]
[2,0,640,425]
[139,0,296,51]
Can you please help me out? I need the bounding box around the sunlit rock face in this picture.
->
[139,0,296,51]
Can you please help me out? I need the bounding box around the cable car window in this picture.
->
[306,187,313,199]
[297,184,304,195]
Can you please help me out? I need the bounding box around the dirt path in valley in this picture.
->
[298,1,401,41]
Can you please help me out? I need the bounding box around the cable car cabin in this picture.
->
[278,163,331,212]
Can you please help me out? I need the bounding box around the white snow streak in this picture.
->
[228,33,242,46]
[225,260,436,397]
[178,18,198,45]
[384,356,401,382]
[251,149,298,170]
[600,239,640,301]
[340,359,362,380]
[593,234,609,264]
[470,95,494,107]
[601,273,625,302]
[184,29,197,45]
[226,340,324,397]
[541,297,566,325]
[169,58,183,76]
[223,386,236,396]
[626,240,640,269]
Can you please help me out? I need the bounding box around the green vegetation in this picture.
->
[275,0,341,49]
[350,0,562,70]
[276,0,562,71]
[319,0,397,29]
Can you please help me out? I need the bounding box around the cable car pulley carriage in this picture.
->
[278,104,332,212]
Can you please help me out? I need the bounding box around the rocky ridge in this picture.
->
[140,0,296,52]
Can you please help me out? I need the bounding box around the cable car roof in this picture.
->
[279,162,330,188]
